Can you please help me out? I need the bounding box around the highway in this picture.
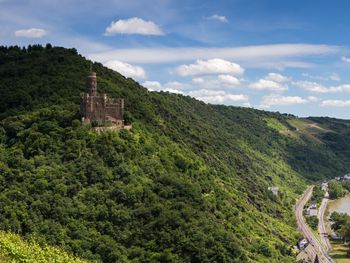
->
[318,192,332,252]
[295,186,335,263]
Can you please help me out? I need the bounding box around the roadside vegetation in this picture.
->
[329,212,350,259]
[311,185,325,206]
[329,181,347,199]
[305,215,319,230]
[303,185,323,230]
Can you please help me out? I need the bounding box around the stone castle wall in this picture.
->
[80,72,124,127]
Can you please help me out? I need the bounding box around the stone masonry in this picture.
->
[80,72,124,127]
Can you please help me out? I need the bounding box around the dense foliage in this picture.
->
[330,212,350,251]
[305,216,319,230]
[0,45,350,262]
[328,180,347,199]
[310,185,325,206]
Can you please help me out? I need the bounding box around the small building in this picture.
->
[268,186,279,195]
[297,238,308,250]
[80,72,124,128]
[306,204,317,217]
[321,182,328,191]
[344,174,350,180]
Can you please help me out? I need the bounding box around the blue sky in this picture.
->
[2,0,350,118]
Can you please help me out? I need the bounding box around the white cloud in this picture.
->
[329,73,340,81]
[89,44,339,65]
[321,100,350,107]
[293,81,330,93]
[341,56,350,63]
[14,28,47,38]
[191,76,240,90]
[307,96,320,102]
[242,102,252,107]
[192,77,204,84]
[142,81,162,91]
[301,73,327,80]
[104,60,146,79]
[301,72,340,81]
[176,58,244,77]
[218,74,240,87]
[163,81,187,90]
[161,88,184,94]
[249,79,288,92]
[261,94,308,108]
[105,17,164,36]
[265,73,289,82]
[335,84,350,92]
[293,81,350,93]
[208,14,228,23]
[142,80,185,94]
[188,89,248,104]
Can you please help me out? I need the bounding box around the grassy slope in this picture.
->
[0,231,86,263]
[0,45,349,262]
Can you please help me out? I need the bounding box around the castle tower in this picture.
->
[86,72,97,96]
[80,72,125,129]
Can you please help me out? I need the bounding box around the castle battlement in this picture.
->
[80,72,124,128]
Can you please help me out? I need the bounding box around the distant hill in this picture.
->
[0,44,349,262]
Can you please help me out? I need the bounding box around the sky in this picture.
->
[2,0,350,119]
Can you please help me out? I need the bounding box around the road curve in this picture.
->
[295,186,335,263]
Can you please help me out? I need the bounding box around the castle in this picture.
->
[80,72,125,128]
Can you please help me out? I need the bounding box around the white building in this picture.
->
[321,182,328,191]
[268,186,279,195]
[344,174,350,180]
[306,204,318,217]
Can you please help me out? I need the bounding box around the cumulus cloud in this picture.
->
[301,72,340,81]
[105,17,164,36]
[89,44,339,65]
[142,80,185,94]
[163,81,187,91]
[293,81,350,93]
[321,100,350,107]
[265,72,289,82]
[249,79,288,92]
[208,14,228,23]
[188,89,248,104]
[176,58,244,77]
[341,56,350,63]
[218,74,240,87]
[301,73,327,80]
[307,96,320,102]
[104,60,146,79]
[293,81,330,93]
[261,94,308,108]
[14,28,47,38]
[192,77,204,84]
[142,80,162,90]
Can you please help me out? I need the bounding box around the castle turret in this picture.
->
[86,72,97,96]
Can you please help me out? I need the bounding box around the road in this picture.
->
[318,192,332,252]
[295,186,335,263]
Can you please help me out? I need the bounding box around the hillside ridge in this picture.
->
[0,44,350,262]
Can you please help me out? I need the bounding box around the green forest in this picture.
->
[1,45,350,262]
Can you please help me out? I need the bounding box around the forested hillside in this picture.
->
[0,45,349,262]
